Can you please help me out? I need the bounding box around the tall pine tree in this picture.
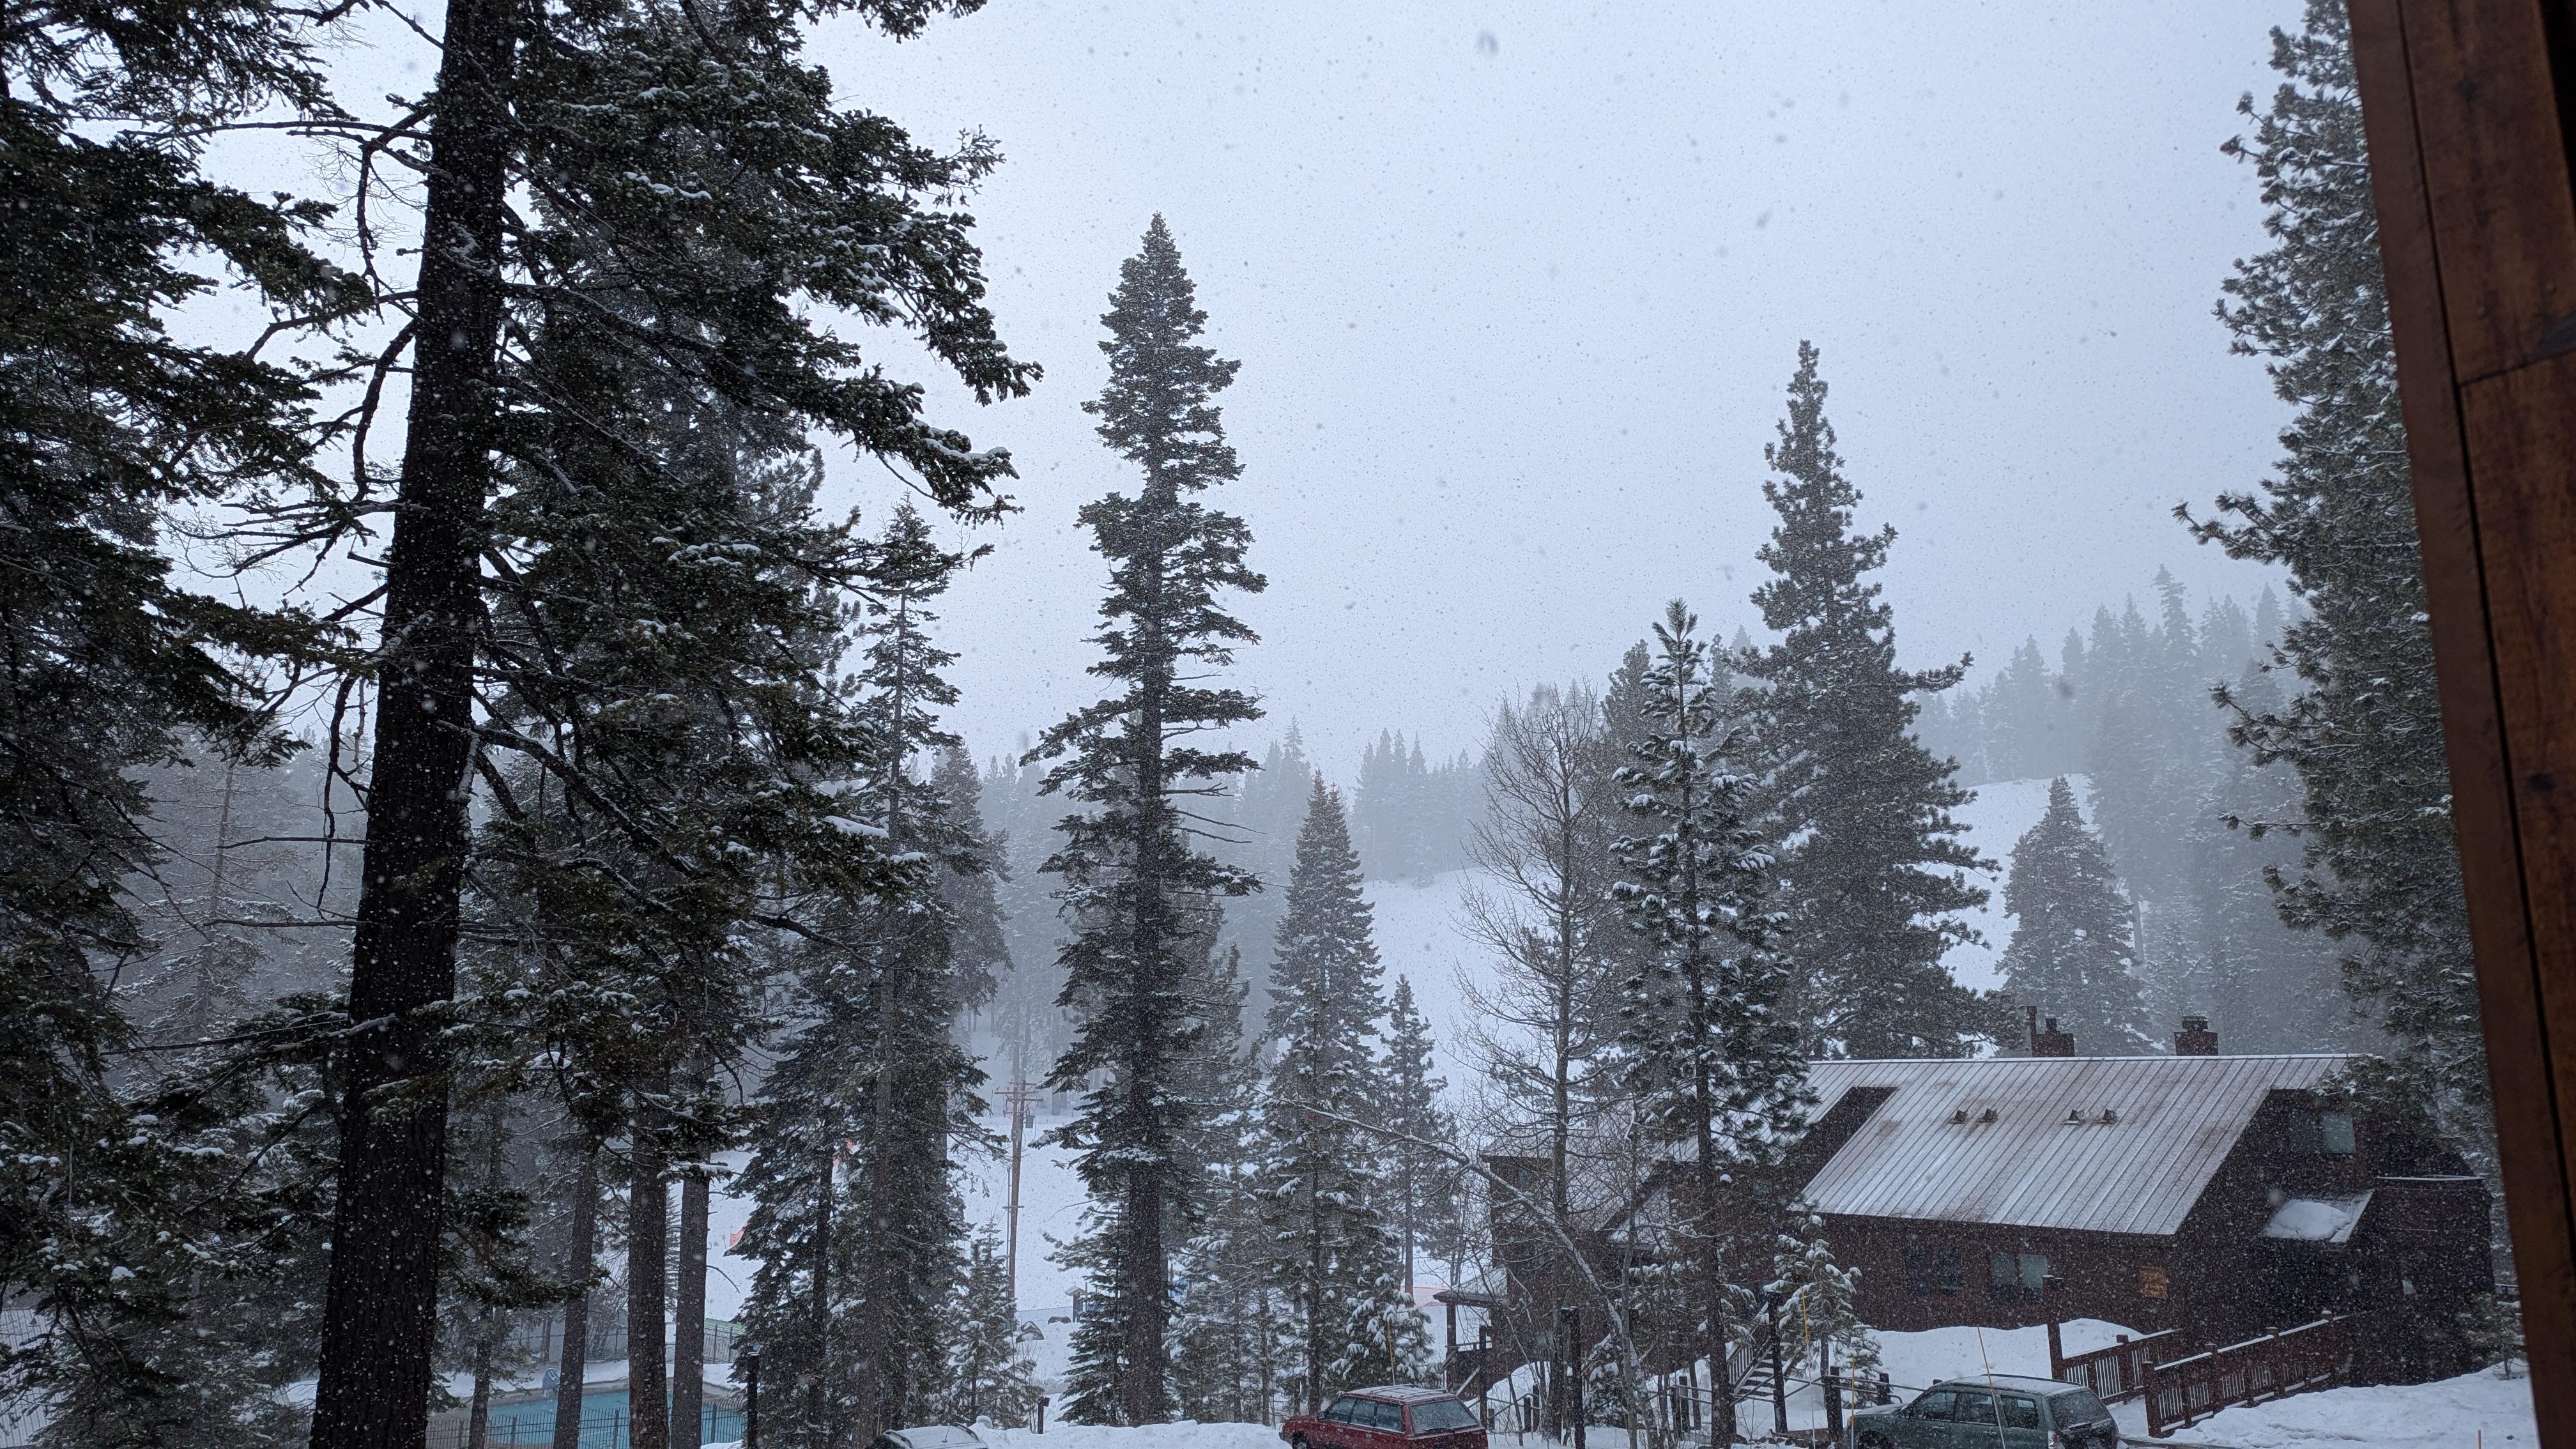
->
[0,0,352,1423]
[301,0,1036,1435]
[1258,781,1427,1411]
[1610,601,1806,1446]
[1741,344,1994,1058]
[728,502,992,1446]
[1027,216,1266,1423]
[2185,0,2483,1158]
[1379,977,1459,1298]
[1995,778,2151,1054]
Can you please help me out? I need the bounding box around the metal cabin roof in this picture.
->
[1799,1054,2351,1238]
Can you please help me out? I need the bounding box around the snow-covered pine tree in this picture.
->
[1379,977,1458,1298]
[0,0,351,1423]
[983,756,1075,1084]
[939,1223,1042,1428]
[1208,728,1319,1011]
[2190,665,2353,1052]
[934,743,1016,1026]
[465,350,914,1446]
[1610,600,1807,1447]
[1027,216,1266,1424]
[1996,779,2152,1054]
[1170,948,1285,1425]
[304,0,1035,1432]
[1740,343,1995,1058]
[2183,0,2484,1160]
[1764,1212,1879,1406]
[730,502,992,1445]
[1259,780,1426,1409]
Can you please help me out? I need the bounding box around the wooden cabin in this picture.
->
[1783,1017,2492,1381]
[1464,1019,2496,1388]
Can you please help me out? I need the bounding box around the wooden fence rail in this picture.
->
[2050,1326,2187,1405]
[2143,1315,2352,1438]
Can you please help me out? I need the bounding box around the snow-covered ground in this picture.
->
[2141,1365,2536,1449]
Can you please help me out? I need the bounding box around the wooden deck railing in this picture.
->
[2050,1327,2186,1404]
[2143,1315,2352,1438]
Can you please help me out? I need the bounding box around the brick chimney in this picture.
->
[2027,1004,2075,1058]
[2175,1015,2219,1056]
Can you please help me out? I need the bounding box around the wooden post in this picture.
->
[1765,1296,1788,1439]
[1446,1300,1459,1390]
[2343,3,2576,1444]
[2046,1321,2064,1381]
[1479,1324,1493,1428]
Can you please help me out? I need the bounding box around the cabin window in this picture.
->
[1989,1250,2047,1303]
[1905,1244,1961,1294]
[2320,1111,2356,1156]
[2139,1264,2169,1299]
[2285,1108,2358,1156]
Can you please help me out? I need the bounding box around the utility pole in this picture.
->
[1002,1078,1039,1303]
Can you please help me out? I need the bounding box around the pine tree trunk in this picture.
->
[468,1120,509,1449]
[467,1317,496,1449]
[1123,555,1172,1427]
[673,1173,709,1448]
[1307,1166,1326,1414]
[554,1146,601,1449]
[809,1155,834,1441]
[306,0,515,1436]
[629,1127,671,1449]
[1695,1134,1736,1444]
[862,926,901,1441]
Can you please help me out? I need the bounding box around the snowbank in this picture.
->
[981,1425,1284,1449]
[705,1427,1286,1449]
[2115,1365,2536,1449]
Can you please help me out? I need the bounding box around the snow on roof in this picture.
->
[2262,1191,2373,1245]
[1800,1054,2352,1238]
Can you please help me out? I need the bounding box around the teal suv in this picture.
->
[1846,1375,2120,1449]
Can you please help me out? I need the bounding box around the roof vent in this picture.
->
[1979,1108,1998,1124]
[2066,1108,2085,1125]
[2100,1107,2118,1124]
[2175,1016,2219,1056]
[1950,1108,1968,1125]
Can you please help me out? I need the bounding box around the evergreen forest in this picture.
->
[0,0,2515,1445]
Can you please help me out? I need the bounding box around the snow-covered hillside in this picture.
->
[1367,774,2085,1088]
[1939,774,2089,995]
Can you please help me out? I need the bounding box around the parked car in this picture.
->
[1846,1376,2120,1449]
[866,1427,985,1449]
[1280,1386,1488,1449]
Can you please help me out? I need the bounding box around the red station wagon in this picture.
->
[1281,1386,1487,1449]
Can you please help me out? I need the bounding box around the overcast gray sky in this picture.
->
[786,0,2310,776]
[267,0,2311,778]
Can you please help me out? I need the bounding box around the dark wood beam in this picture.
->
[2346,0,2576,1436]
